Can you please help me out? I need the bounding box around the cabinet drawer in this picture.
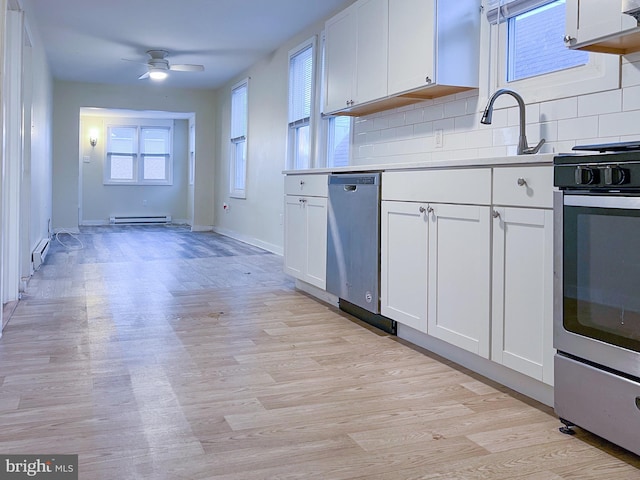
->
[285,174,328,197]
[493,166,553,209]
[382,168,492,205]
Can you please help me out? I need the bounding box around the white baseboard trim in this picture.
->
[212,226,283,255]
[191,224,214,232]
[294,279,339,308]
[397,324,554,407]
[54,227,80,234]
[80,220,108,226]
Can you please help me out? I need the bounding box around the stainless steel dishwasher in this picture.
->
[327,173,396,334]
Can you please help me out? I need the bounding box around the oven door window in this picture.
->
[563,195,640,353]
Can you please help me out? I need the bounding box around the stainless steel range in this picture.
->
[554,143,640,456]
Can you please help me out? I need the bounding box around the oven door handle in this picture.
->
[564,195,640,210]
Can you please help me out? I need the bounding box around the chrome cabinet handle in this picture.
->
[419,206,426,213]
[563,35,575,44]
[517,177,527,186]
[427,206,434,213]
[425,76,432,84]
[493,210,501,218]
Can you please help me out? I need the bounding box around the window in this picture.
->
[326,116,351,168]
[105,121,173,185]
[230,79,248,198]
[486,0,619,102]
[288,38,316,170]
[189,119,195,186]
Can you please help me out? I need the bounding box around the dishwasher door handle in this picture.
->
[344,185,357,192]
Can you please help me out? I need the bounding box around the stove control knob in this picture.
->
[603,165,628,185]
[575,165,598,185]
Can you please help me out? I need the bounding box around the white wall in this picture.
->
[52,82,216,232]
[79,116,189,225]
[212,17,343,254]
[18,3,52,263]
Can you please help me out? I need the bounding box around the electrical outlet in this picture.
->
[435,129,444,148]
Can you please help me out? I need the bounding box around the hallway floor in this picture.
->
[0,226,638,479]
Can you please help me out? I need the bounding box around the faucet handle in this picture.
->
[523,138,545,155]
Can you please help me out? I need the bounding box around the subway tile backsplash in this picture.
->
[351,60,640,166]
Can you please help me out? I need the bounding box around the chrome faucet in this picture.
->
[481,88,545,155]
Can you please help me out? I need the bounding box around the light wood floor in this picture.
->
[1,226,638,479]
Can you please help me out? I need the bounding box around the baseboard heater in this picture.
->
[32,238,50,270]
[109,215,172,225]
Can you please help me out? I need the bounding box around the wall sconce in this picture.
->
[89,129,98,148]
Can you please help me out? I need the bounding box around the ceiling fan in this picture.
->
[128,50,205,81]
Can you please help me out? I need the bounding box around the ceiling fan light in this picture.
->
[149,68,168,80]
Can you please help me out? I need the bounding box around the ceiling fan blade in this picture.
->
[170,64,204,72]
[138,72,150,80]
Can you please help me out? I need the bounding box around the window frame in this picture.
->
[483,0,619,104]
[104,120,174,186]
[230,78,248,199]
[318,30,352,169]
[287,36,317,171]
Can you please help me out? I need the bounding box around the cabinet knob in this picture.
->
[427,206,434,213]
[563,35,575,44]
[300,180,305,186]
[425,76,432,85]
[493,210,501,219]
[419,206,426,213]
[517,177,527,186]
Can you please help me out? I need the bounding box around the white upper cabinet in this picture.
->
[355,0,389,106]
[388,0,480,97]
[324,5,357,114]
[324,0,388,114]
[565,0,640,54]
[388,0,435,96]
[324,0,481,115]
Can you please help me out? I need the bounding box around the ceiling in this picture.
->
[22,0,350,90]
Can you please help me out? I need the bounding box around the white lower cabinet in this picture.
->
[380,168,492,358]
[491,166,554,386]
[380,200,428,332]
[284,195,328,289]
[491,206,554,385]
[284,175,328,289]
[427,203,491,358]
[380,165,554,384]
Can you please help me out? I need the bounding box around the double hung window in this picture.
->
[105,121,173,185]
[230,79,248,198]
[288,39,315,170]
[486,0,618,102]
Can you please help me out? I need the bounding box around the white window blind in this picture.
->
[230,79,248,198]
[231,82,247,141]
[486,0,551,23]
[288,44,313,126]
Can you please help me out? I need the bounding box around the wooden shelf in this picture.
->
[326,85,477,117]
[574,27,640,55]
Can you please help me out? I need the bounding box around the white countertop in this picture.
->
[283,153,554,175]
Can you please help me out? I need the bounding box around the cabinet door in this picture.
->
[304,196,328,289]
[428,203,491,357]
[324,5,356,114]
[492,207,554,385]
[354,0,388,105]
[566,0,636,46]
[388,0,434,96]
[284,195,306,280]
[380,201,428,332]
